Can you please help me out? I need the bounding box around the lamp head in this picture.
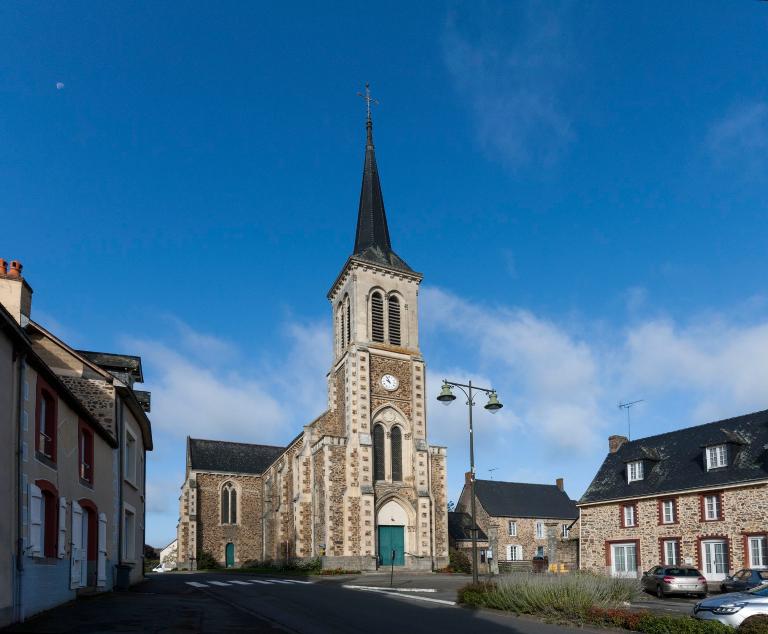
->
[437,382,456,406]
[484,390,503,414]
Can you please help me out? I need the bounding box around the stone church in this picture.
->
[176,111,449,571]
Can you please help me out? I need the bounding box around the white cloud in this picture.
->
[442,2,575,167]
[707,101,768,172]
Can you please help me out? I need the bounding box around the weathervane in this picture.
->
[357,83,379,123]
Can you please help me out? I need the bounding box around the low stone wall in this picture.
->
[321,555,377,571]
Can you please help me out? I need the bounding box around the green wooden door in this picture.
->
[378,526,405,566]
[225,543,235,568]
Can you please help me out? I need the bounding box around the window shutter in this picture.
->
[97,513,107,587]
[70,501,84,589]
[28,483,43,557]
[58,497,67,558]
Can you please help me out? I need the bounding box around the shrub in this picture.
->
[448,549,472,574]
[464,572,641,618]
[637,614,734,633]
[740,615,768,634]
[196,551,220,570]
[457,582,496,607]
[317,568,361,576]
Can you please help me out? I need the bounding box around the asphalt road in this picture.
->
[5,572,611,634]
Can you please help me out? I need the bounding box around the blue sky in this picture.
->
[3,2,768,547]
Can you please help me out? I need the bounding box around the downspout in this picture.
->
[15,353,26,623]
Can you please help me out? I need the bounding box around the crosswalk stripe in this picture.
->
[228,580,252,585]
[186,581,209,588]
[269,580,296,584]
[248,579,274,585]
[209,581,232,587]
[280,579,313,584]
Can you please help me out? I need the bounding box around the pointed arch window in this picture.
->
[388,295,401,346]
[371,292,384,343]
[336,303,344,355]
[221,482,237,525]
[391,426,403,482]
[373,424,385,481]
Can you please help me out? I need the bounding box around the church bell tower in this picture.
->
[324,89,448,569]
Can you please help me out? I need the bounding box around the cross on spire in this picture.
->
[357,82,379,123]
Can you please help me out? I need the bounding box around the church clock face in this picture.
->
[380,374,399,391]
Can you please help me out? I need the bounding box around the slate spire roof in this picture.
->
[352,112,413,273]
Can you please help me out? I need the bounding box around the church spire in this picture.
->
[352,84,413,273]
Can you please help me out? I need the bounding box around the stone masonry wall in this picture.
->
[328,445,347,555]
[429,447,449,560]
[196,472,264,565]
[579,483,768,575]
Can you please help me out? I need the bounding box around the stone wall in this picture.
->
[429,447,449,561]
[579,483,768,575]
[195,472,264,565]
[328,445,347,555]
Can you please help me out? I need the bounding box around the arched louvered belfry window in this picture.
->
[391,426,403,482]
[373,424,385,481]
[336,303,344,355]
[388,295,401,346]
[221,482,237,524]
[371,291,384,343]
[344,295,351,347]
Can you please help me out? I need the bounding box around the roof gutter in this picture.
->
[577,477,768,507]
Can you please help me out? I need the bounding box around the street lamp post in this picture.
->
[437,379,503,584]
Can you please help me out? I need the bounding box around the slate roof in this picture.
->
[188,438,285,475]
[78,350,144,383]
[579,409,768,505]
[352,117,413,273]
[473,480,579,520]
[448,512,488,541]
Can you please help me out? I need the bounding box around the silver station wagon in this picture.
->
[641,566,708,598]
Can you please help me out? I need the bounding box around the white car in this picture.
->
[152,562,174,573]
[692,583,768,627]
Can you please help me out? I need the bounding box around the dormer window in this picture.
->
[706,444,728,470]
[627,460,644,482]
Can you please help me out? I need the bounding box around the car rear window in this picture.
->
[665,568,701,576]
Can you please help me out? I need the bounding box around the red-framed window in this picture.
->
[79,421,94,484]
[36,479,59,558]
[658,537,682,565]
[35,378,58,463]
[658,498,678,525]
[620,503,638,528]
[700,492,724,521]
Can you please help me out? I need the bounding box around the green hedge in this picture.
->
[738,615,768,634]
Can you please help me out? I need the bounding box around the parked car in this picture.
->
[693,583,768,627]
[641,566,708,598]
[152,562,175,573]
[720,569,768,594]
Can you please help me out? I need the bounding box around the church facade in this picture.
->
[176,113,449,571]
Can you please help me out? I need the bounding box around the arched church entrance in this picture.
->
[376,499,408,566]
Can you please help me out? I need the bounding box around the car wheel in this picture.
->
[656,585,665,599]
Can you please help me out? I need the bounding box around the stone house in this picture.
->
[0,259,153,625]
[578,409,768,582]
[177,113,448,572]
[455,477,579,572]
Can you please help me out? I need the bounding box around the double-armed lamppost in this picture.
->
[437,379,503,584]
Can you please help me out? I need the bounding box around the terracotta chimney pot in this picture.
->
[465,471,474,485]
[7,260,22,279]
[0,259,6,276]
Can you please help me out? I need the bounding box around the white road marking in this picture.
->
[342,585,436,593]
[269,580,298,584]
[278,579,313,585]
[342,585,455,606]
[209,581,232,587]
[186,582,209,588]
[249,579,275,585]
[228,580,253,585]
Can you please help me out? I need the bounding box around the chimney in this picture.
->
[556,477,564,491]
[609,435,629,453]
[0,259,33,325]
[465,471,473,485]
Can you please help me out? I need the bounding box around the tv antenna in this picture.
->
[618,399,644,440]
[488,468,499,480]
